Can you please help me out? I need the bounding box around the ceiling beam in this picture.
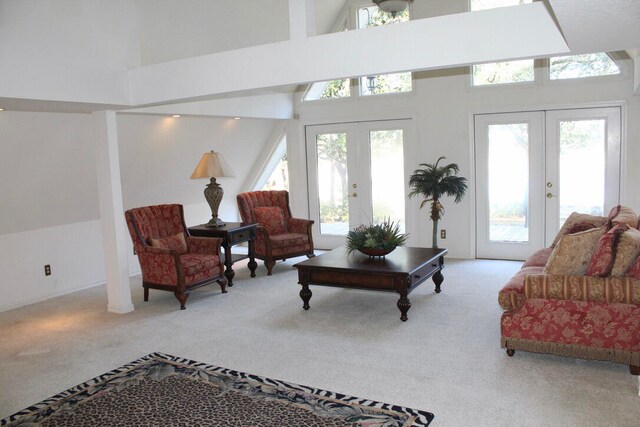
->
[129,2,569,106]
[123,92,295,119]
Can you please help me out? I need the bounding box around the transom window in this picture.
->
[472,59,535,86]
[549,53,620,80]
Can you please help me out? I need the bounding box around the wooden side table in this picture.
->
[188,222,258,287]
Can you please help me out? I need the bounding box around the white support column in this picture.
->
[93,111,134,314]
[289,0,316,40]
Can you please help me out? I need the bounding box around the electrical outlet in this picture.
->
[440,229,447,239]
[44,264,51,276]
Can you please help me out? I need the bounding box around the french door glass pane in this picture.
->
[370,130,405,232]
[316,133,348,236]
[558,120,606,227]
[488,124,529,242]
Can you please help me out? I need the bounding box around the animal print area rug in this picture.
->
[1,352,434,426]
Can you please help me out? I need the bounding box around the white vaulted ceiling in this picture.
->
[547,0,640,54]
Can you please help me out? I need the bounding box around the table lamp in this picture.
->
[190,151,236,227]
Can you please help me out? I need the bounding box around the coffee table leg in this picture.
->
[433,270,444,293]
[397,293,411,322]
[300,282,312,310]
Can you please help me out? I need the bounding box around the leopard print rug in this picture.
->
[1,352,434,426]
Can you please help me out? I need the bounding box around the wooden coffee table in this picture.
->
[293,246,447,321]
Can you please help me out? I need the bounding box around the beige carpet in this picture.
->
[1,257,638,426]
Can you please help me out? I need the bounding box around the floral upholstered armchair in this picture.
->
[237,191,315,275]
[125,204,227,309]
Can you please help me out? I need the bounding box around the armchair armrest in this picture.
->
[137,247,181,286]
[287,217,314,234]
[524,274,640,306]
[186,236,223,255]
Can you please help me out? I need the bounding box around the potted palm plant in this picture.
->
[409,157,468,248]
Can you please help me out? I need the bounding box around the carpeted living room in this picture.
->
[2,0,640,426]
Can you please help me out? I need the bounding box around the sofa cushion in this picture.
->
[611,228,640,276]
[148,232,188,255]
[608,205,638,228]
[551,212,608,248]
[522,247,554,268]
[179,254,222,285]
[544,227,606,275]
[254,207,287,235]
[586,223,629,277]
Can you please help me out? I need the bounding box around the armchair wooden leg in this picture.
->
[506,349,515,357]
[307,253,316,258]
[630,365,640,375]
[265,259,276,276]
[217,277,228,293]
[143,287,149,302]
[175,291,188,310]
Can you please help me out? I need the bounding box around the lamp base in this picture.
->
[205,217,226,228]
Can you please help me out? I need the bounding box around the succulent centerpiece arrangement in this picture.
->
[346,219,408,257]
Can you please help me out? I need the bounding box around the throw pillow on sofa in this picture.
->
[608,205,638,228]
[550,212,608,248]
[586,223,629,277]
[611,227,640,276]
[544,226,606,275]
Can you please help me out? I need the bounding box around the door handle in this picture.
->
[348,192,358,198]
[546,192,556,199]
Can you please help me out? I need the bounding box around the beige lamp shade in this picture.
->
[190,151,236,179]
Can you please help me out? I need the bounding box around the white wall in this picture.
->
[0,0,138,105]
[133,0,290,66]
[0,112,99,234]
[0,111,104,311]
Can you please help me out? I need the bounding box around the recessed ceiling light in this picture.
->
[0,108,4,111]
[172,114,181,118]
[233,117,241,120]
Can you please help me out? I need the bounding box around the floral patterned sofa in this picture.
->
[498,206,640,377]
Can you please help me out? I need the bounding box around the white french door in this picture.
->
[306,120,414,249]
[475,107,621,260]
